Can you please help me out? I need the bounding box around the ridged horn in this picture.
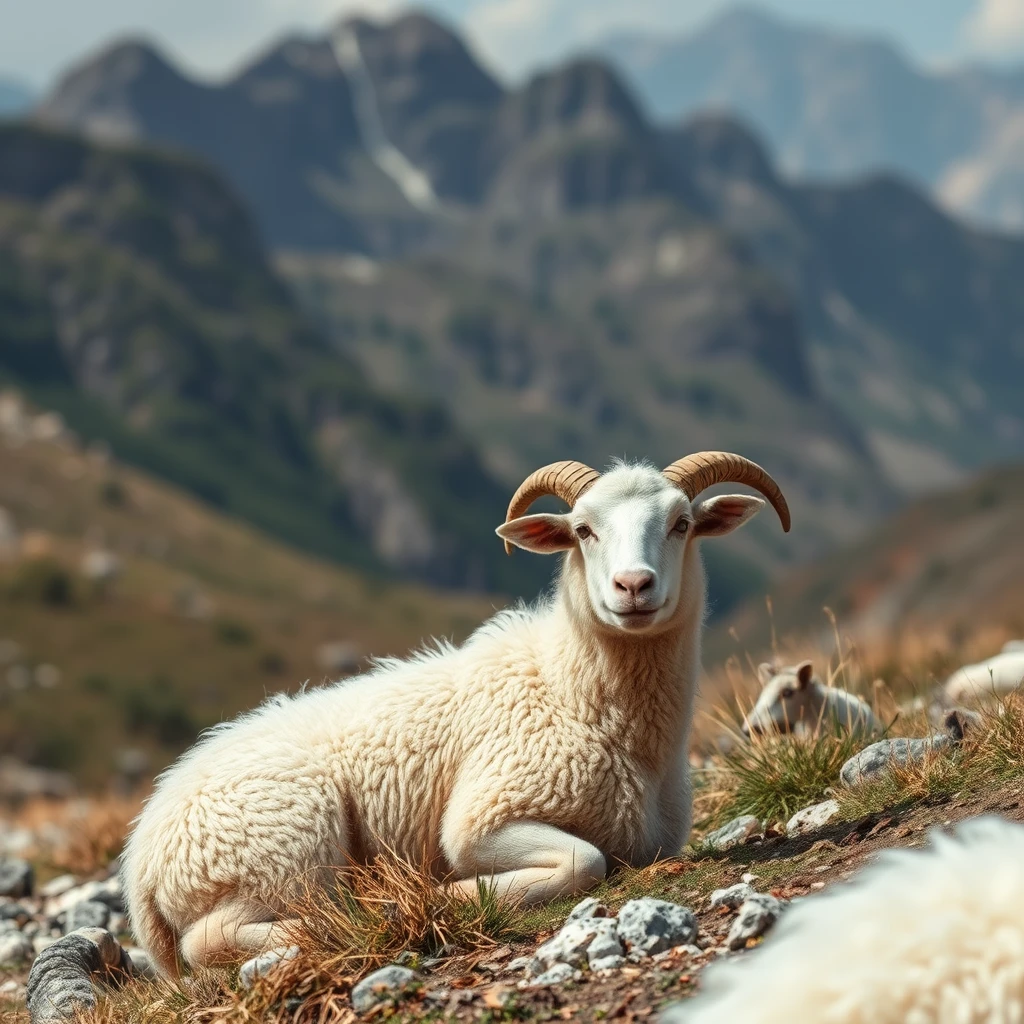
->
[662,451,791,532]
[503,460,600,554]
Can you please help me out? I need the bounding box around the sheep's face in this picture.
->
[742,661,816,735]
[497,465,764,636]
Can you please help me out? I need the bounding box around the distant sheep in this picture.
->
[669,815,1024,1024]
[122,452,791,977]
[942,647,1024,704]
[742,660,881,738]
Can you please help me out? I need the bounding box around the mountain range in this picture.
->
[2,8,1022,616]
[0,76,33,116]
[599,6,1024,231]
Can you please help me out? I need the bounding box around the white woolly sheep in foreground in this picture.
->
[121,452,790,977]
[671,815,1024,1024]
[742,660,881,738]
[942,645,1024,704]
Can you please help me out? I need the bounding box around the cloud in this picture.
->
[964,0,1024,57]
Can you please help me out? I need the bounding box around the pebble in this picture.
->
[584,919,624,965]
[1,978,27,1001]
[0,859,33,898]
[840,736,952,787]
[350,965,418,1013]
[522,962,579,988]
[616,899,698,956]
[64,901,110,934]
[703,815,762,852]
[565,896,609,924]
[589,954,627,972]
[0,931,33,964]
[238,946,300,990]
[709,883,755,910]
[39,876,77,900]
[786,799,841,835]
[506,955,533,973]
[727,894,783,950]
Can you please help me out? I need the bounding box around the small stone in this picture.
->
[589,955,627,971]
[125,948,158,981]
[585,919,623,965]
[0,859,33,898]
[506,955,532,973]
[238,946,299,990]
[709,883,755,910]
[532,920,603,972]
[703,815,762,852]
[565,896,608,924]
[616,898,698,956]
[0,931,33,964]
[1,977,27,1001]
[786,799,841,836]
[727,894,782,950]
[840,736,952,787]
[523,962,578,988]
[350,965,418,1013]
[0,901,31,924]
[64,901,110,934]
[39,876,77,899]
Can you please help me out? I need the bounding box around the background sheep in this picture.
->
[942,648,1024,704]
[121,452,790,978]
[742,660,881,738]
[670,815,1024,1024]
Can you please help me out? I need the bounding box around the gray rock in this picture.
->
[0,859,33,898]
[0,901,31,923]
[616,898,698,956]
[786,799,841,836]
[350,965,418,1014]
[840,736,952,787]
[702,815,762,852]
[506,955,533,973]
[238,946,299,990]
[49,879,122,916]
[38,876,76,900]
[585,919,623,965]
[27,928,133,1024]
[0,931,33,965]
[124,948,158,981]
[727,894,782,951]
[64,901,110,934]
[531,920,604,973]
[709,883,755,910]
[565,896,609,924]
[523,962,578,988]
[588,954,627,972]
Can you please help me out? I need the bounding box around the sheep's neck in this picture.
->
[546,603,697,775]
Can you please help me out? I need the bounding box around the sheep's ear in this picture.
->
[795,661,814,689]
[757,662,776,687]
[693,495,765,537]
[496,514,576,554]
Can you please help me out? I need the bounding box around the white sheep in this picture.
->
[741,660,881,738]
[669,814,1024,1024]
[942,648,1024,704]
[121,452,790,977]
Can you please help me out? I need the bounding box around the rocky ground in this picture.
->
[4,777,1023,1023]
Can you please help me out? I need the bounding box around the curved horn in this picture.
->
[503,460,600,554]
[662,451,791,532]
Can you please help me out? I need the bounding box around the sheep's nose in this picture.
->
[613,570,655,598]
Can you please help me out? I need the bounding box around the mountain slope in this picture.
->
[717,463,1024,659]
[0,396,493,785]
[0,77,33,116]
[0,123,536,593]
[666,115,1024,485]
[600,5,1024,230]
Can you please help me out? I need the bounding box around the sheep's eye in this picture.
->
[674,517,690,535]
[781,687,794,699]
[575,524,592,541]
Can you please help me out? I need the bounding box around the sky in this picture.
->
[2,0,1024,91]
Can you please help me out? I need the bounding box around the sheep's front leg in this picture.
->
[448,822,606,905]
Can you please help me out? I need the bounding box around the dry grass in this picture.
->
[289,850,518,977]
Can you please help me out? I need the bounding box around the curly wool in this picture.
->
[673,815,1024,1024]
